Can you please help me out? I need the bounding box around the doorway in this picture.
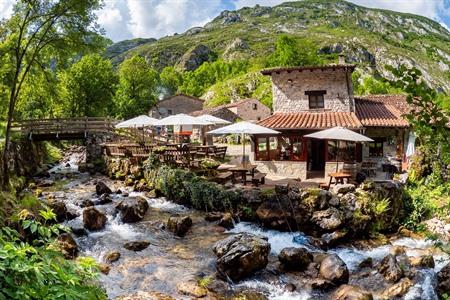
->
[307,139,325,178]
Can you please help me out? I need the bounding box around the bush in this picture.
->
[0,209,106,299]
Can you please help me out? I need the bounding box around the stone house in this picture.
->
[149,93,204,119]
[252,63,411,181]
[220,98,271,122]
[190,106,239,123]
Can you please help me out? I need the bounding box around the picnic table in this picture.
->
[328,172,352,188]
[229,164,257,186]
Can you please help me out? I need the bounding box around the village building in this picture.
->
[252,61,411,181]
[190,106,239,123]
[149,93,204,119]
[218,98,271,122]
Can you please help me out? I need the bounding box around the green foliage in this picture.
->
[352,71,402,95]
[266,35,323,67]
[143,164,240,211]
[43,142,62,165]
[58,54,117,117]
[0,209,106,299]
[159,66,183,96]
[179,59,250,97]
[114,55,159,119]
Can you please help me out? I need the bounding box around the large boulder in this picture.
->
[117,197,149,223]
[177,280,207,298]
[179,44,213,71]
[438,262,450,297]
[167,216,192,237]
[330,285,373,300]
[377,254,403,283]
[124,241,150,251]
[333,184,355,195]
[56,233,78,259]
[381,278,413,298]
[311,208,343,232]
[83,207,107,231]
[46,199,68,222]
[409,255,435,268]
[218,212,234,229]
[104,251,121,263]
[96,181,112,195]
[255,198,295,231]
[319,254,349,285]
[213,233,270,281]
[278,247,312,271]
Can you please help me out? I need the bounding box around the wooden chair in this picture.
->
[251,173,266,186]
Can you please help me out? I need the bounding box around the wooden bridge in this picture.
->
[12,117,116,141]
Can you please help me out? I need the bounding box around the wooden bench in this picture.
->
[211,171,233,184]
[251,173,266,186]
[209,146,227,160]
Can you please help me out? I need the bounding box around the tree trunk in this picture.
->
[1,87,17,190]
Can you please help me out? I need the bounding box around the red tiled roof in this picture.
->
[261,64,355,75]
[355,95,410,127]
[258,112,363,129]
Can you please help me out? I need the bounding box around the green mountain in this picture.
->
[106,0,450,107]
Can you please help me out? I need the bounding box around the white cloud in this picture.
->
[125,0,222,39]
[0,0,14,20]
[97,1,131,41]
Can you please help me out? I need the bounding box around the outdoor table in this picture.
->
[328,172,352,188]
[229,164,257,185]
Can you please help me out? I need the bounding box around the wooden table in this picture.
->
[229,164,257,185]
[328,172,352,188]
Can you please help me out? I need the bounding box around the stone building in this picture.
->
[190,106,239,123]
[252,63,411,181]
[149,93,204,119]
[222,98,271,122]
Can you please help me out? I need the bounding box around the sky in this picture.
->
[0,0,449,42]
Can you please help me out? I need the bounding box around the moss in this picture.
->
[197,276,213,288]
[43,142,62,164]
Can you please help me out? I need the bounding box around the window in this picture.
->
[328,141,356,161]
[369,139,384,157]
[255,135,304,161]
[167,109,173,115]
[306,90,326,109]
[252,103,257,110]
[257,117,261,121]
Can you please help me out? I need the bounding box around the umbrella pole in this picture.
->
[335,140,339,172]
[242,133,245,166]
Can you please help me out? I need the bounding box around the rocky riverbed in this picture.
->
[30,150,450,299]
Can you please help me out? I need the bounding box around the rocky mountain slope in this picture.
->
[106,0,450,105]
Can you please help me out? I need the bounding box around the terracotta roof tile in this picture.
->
[355,95,410,127]
[259,112,363,129]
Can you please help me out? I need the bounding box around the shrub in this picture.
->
[0,209,106,299]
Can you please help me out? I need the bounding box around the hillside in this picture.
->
[105,0,450,107]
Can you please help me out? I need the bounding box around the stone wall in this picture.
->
[149,95,204,119]
[230,99,271,121]
[270,68,355,113]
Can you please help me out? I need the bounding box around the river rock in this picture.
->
[56,233,78,259]
[177,280,207,298]
[98,193,112,205]
[311,207,343,232]
[409,255,435,268]
[217,212,234,229]
[319,254,349,284]
[96,181,112,195]
[105,251,121,263]
[377,254,403,283]
[212,233,270,281]
[321,230,347,248]
[46,199,68,222]
[333,184,355,195]
[310,278,334,290]
[167,216,192,237]
[119,291,175,300]
[389,245,406,256]
[255,199,294,231]
[438,262,450,297]
[79,198,94,208]
[205,212,223,222]
[358,257,373,269]
[278,247,312,270]
[330,284,373,300]
[83,207,106,231]
[124,241,150,251]
[117,197,149,223]
[98,263,110,275]
[381,278,413,298]
[205,278,230,294]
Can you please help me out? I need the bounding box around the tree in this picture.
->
[114,55,158,119]
[159,66,183,97]
[0,0,104,189]
[266,35,323,67]
[59,54,116,117]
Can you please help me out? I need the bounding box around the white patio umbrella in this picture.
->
[115,115,158,128]
[304,126,373,172]
[207,121,280,164]
[154,113,212,142]
[196,114,231,125]
[115,115,158,142]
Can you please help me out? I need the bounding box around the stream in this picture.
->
[38,153,449,299]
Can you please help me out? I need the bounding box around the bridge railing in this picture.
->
[11,117,116,137]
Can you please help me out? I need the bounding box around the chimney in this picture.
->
[338,54,345,65]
